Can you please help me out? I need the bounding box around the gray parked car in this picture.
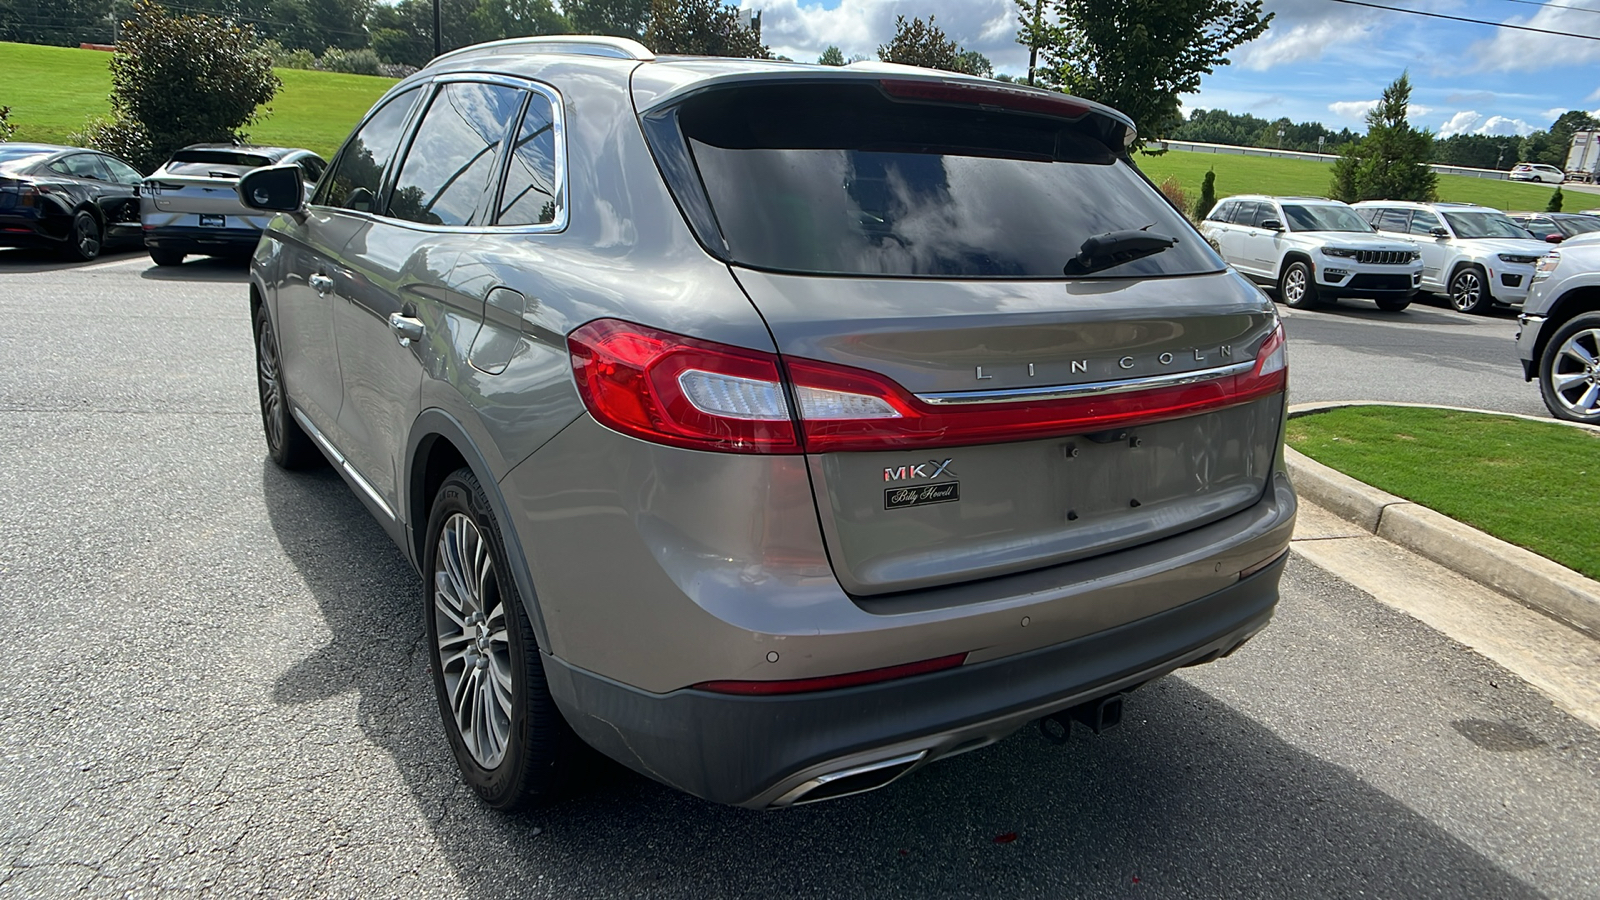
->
[141,144,324,265]
[239,36,1296,811]
[1517,232,1600,423]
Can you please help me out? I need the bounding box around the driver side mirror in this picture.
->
[1260,219,1283,231]
[237,164,305,213]
[1430,227,1449,238]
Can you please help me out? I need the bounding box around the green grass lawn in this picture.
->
[1137,148,1572,212]
[0,41,394,159]
[1287,406,1600,579]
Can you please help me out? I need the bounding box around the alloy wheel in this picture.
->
[76,216,100,259]
[1548,327,1600,418]
[256,320,285,452]
[1283,267,1306,304]
[1450,270,1483,312]
[434,513,514,769]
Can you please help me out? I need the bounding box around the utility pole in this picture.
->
[433,0,442,58]
[1026,0,1043,86]
[1277,127,1285,150]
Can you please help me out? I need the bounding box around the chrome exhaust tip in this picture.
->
[769,750,927,808]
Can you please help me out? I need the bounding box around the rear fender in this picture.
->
[405,409,552,650]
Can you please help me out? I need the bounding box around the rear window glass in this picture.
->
[667,83,1220,279]
[168,150,275,168]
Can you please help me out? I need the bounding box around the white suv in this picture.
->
[1200,195,1423,311]
[1354,201,1553,314]
[1509,163,1564,184]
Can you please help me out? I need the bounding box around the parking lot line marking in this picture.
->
[78,256,151,272]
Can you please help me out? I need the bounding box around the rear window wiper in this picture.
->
[1065,227,1178,276]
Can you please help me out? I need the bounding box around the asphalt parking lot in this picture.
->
[2,249,1597,898]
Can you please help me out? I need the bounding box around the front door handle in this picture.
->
[309,273,334,295]
[388,313,424,347]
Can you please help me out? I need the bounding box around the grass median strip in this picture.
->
[1286,406,1600,580]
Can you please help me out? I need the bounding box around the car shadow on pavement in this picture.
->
[138,257,250,283]
[261,461,1543,899]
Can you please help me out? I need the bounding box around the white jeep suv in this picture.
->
[1200,195,1422,311]
[1354,201,1552,314]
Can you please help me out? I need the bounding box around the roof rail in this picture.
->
[431,35,655,66]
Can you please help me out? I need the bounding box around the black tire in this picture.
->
[253,305,321,469]
[425,468,588,811]
[149,249,185,267]
[1375,296,1411,312]
[1448,265,1490,314]
[61,210,102,262]
[1278,260,1320,309]
[1537,312,1600,424]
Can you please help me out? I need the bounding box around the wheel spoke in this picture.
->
[1579,384,1600,413]
[1564,341,1597,367]
[1554,371,1591,393]
[433,509,513,769]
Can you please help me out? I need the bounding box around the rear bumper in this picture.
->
[144,226,262,256]
[545,551,1285,809]
[0,214,60,249]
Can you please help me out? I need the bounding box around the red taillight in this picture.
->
[567,320,1287,455]
[693,653,968,695]
[567,319,801,453]
[879,78,1090,120]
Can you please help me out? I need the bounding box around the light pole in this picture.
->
[1277,127,1286,150]
[1318,135,1325,154]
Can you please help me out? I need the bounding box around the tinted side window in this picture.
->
[1207,201,1234,223]
[1376,210,1411,232]
[496,91,560,226]
[1233,202,1261,227]
[100,156,143,184]
[295,155,326,183]
[1253,204,1281,228]
[1408,211,1442,236]
[54,154,108,180]
[389,82,524,226]
[318,86,422,212]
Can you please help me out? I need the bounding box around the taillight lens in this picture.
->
[567,320,1288,455]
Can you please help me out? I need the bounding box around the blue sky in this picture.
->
[740,0,1600,137]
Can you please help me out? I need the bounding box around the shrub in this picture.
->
[89,1,280,172]
[1158,175,1191,218]
[1193,168,1217,220]
[263,40,318,70]
[377,63,420,79]
[317,47,383,76]
[1547,186,1564,213]
[0,105,14,142]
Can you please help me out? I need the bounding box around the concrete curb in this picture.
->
[1285,402,1600,640]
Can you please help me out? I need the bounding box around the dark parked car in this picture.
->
[0,143,144,260]
[242,36,1296,811]
[141,144,325,265]
[1509,212,1600,244]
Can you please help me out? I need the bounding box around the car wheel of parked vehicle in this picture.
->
[63,210,101,261]
[425,468,586,811]
[1537,313,1600,423]
[150,249,185,267]
[253,306,321,469]
[1448,266,1489,314]
[1278,260,1319,309]
[1375,297,1411,312]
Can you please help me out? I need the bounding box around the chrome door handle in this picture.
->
[309,273,334,295]
[388,313,424,347]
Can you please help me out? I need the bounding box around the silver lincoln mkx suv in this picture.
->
[241,37,1296,811]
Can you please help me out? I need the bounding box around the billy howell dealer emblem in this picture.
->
[883,458,959,510]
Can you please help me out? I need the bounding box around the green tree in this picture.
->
[1548,186,1564,213]
[818,45,846,66]
[83,1,280,172]
[955,49,994,77]
[1193,168,1217,219]
[0,0,113,46]
[1017,0,1271,144]
[564,0,650,38]
[0,105,14,142]
[644,0,769,57]
[877,15,962,71]
[1328,73,1436,203]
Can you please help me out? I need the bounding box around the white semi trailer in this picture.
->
[1568,130,1600,182]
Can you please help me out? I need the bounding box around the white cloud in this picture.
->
[1237,18,1379,71]
[1438,110,1483,137]
[1328,99,1433,122]
[745,0,1028,72]
[1475,115,1536,136]
[1471,0,1600,73]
